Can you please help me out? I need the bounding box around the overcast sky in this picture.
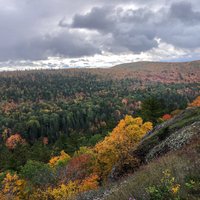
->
[0,0,200,70]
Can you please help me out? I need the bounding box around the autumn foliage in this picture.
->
[47,116,152,198]
[5,134,26,150]
[42,137,48,145]
[162,114,172,121]
[0,115,153,199]
[66,154,93,181]
[188,96,200,107]
[0,173,27,200]
[48,174,98,200]
[94,116,153,179]
[49,150,71,167]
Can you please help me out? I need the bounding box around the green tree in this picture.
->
[20,160,55,187]
[141,97,164,124]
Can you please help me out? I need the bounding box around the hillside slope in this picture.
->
[113,60,200,72]
[78,107,200,200]
[110,60,200,83]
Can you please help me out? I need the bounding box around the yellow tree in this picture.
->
[47,174,98,200]
[1,173,27,200]
[49,150,71,168]
[94,115,153,180]
[188,96,200,107]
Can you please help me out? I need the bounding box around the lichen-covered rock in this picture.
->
[136,107,200,161]
[146,121,200,161]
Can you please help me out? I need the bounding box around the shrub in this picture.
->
[162,114,172,121]
[48,181,80,200]
[49,150,71,168]
[66,154,94,181]
[147,170,180,200]
[48,174,99,200]
[185,177,200,198]
[1,172,27,200]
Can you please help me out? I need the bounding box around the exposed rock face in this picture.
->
[136,107,200,162]
[146,121,200,161]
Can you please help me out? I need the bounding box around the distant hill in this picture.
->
[105,60,200,83]
[1,60,200,83]
[113,60,200,71]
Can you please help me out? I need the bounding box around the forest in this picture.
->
[0,66,199,199]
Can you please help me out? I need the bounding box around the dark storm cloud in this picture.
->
[0,0,200,62]
[71,7,114,32]
[71,7,158,53]
[157,1,200,49]
[69,1,200,52]
[0,0,101,61]
[170,1,200,24]
[0,31,100,61]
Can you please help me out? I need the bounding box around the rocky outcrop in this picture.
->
[136,107,200,162]
[146,121,200,161]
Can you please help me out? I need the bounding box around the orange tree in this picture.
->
[188,96,200,107]
[162,114,172,121]
[5,134,26,150]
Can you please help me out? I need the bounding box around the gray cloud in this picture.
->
[170,1,200,24]
[0,31,100,61]
[71,7,159,53]
[71,7,114,32]
[0,0,200,63]
[69,1,200,52]
[157,1,200,49]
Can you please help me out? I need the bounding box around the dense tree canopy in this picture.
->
[0,68,199,199]
[0,70,198,146]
